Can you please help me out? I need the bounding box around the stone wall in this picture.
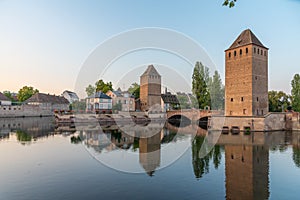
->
[0,105,53,117]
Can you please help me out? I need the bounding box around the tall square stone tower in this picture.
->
[140,65,161,111]
[225,29,268,116]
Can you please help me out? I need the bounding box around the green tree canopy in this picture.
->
[291,74,300,111]
[85,84,95,97]
[17,86,39,102]
[192,62,211,109]
[223,0,237,8]
[3,91,16,102]
[268,90,291,112]
[208,70,225,110]
[128,82,140,99]
[95,79,113,93]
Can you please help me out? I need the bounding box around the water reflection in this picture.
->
[1,117,300,199]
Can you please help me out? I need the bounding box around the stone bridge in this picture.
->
[166,109,213,121]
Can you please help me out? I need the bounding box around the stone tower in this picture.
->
[225,29,268,116]
[140,65,161,112]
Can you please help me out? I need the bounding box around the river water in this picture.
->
[0,117,300,199]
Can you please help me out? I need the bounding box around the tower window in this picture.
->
[229,52,231,58]
[240,49,242,55]
[254,47,256,53]
[231,98,233,102]
[241,97,244,102]
[264,51,266,56]
[257,49,260,54]
[243,109,246,114]
[257,97,259,101]
[261,50,263,55]
[234,51,236,56]
[246,48,248,54]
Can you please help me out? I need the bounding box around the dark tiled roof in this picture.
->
[226,29,268,51]
[0,92,11,101]
[25,93,69,104]
[87,92,112,99]
[141,65,161,77]
[161,93,179,104]
[63,90,79,99]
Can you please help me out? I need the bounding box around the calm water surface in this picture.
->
[0,117,300,200]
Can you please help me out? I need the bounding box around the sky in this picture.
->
[0,0,299,98]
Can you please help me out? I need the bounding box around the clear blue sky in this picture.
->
[1,0,299,98]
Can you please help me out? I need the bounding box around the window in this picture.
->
[257,97,259,101]
[264,51,266,56]
[246,48,248,54]
[241,97,244,102]
[231,98,233,102]
[234,51,236,56]
[240,49,242,55]
[257,49,260,54]
[229,52,231,58]
[254,47,256,53]
[243,109,246,114]
[261,110,264,115]
[255,76,258,80]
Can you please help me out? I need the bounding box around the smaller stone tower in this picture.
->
[140,65,161,112]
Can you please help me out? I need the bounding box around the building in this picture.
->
[61,90,79,103]
[24,93,69,111]
[86,92,112,114]
[106,89,135,111]
[225,29,268,116]
[0,92,12,106]
[161,92,179,112]
[140,65,161,112]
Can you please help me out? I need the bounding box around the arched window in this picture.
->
[240,49,242,55]
[246,48,248,54]
[229,52,231,58]
[234,51,236,56]
[254,47,256,53]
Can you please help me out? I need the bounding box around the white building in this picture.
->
[0,92,12,106]
[61,90,79,103]
[86,92,112,114]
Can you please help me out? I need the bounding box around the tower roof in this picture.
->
[141,65,161,77]
[226,29,268,51]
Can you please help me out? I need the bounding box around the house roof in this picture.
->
[25,93,69,104]
[63,90,79,99]
[141,65,161,77]
[0,92,11,101]
[226,29,268,51]
[161,93,179,104]
[87,92,112,99]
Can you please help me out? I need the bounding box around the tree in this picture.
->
[17,86,39,102]
[223,0,237,8]
[192,62,211,109]
[95,79,113,93]
[208,70,224,110]
[71,101,86,112]
[291,74,300,112]
[128,83,140,99]
[268,90,291,112]
[112,102,122,112]
[3,91,15,102]
[85,84,95,97]
[293,146,300,168]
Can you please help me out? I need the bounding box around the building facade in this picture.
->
[24,93,69,111]
[86,92,112,114]
[0,92,12,106]
[106,89,135,112]
[225,29,268,116]
[61,90,79,103]
[140,65,161,112]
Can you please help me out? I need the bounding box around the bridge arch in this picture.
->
[167,114,191,127]
[198,116,209,130]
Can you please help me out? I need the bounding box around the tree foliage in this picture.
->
[208,70,224,110]
[293,146,300,168]
[85,84,95,97]
[268,90,291,112]
[291,74,300,112]
[128,82,140,99]
[192,62,211,109]
[112,102,122,112]
[3,91,16,102]
[223,0,237,8]
[95,79,113,93]
[17,86,39,102]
